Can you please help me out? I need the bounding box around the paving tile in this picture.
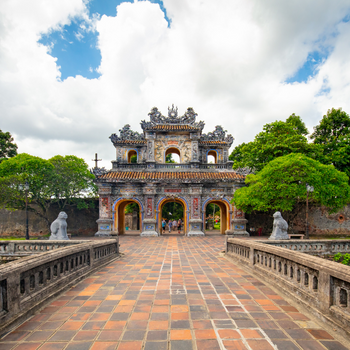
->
[307,329,334,340]
[117,341,142,350]
[98,331,123,341]
[222,340,248,349]
[296,340,329,350]
[246,339,275,350]
[146,331,168,341]
[90,342,118,350]
[196,339,221,349]
[170,340,193,350]
[65,342,92,350]
[271,341,300,350]
[144,342,168,350]
[12,344,41,350]
[74,330,99,341]
[38,343,68,350]
[320,341,349,350]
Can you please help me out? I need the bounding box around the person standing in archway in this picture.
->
[168,219,172,233]
[173,219,177,231]
[177,218,182,234]
[162,219,166,234]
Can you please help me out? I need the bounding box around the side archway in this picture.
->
[113,197,144,234]
[207,150,217,163]
[127,149,138,163]
[202,198,231,234]
[156,196,189,234]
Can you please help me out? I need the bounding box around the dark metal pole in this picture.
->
[25,186,29,240]
[305,190,309,240]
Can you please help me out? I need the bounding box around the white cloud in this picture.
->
[1,0,350,169]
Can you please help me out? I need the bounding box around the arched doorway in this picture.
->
[115,199,142,234]
[128,150,137,163]
[165,147,180,163]
[157,197,188,234]
[203,200,230,234]
[207,150,217,163]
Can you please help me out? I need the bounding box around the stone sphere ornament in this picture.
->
[49,212,70,240]
[269,211,290,240]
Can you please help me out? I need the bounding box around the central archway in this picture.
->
[114,199,142,235]
[157,197,188,234]
[165,147,180,163]
[203,199,230,234]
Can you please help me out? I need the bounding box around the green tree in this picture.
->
[0,153,55,228]
[0,154,97,230]
[229,115,322,172]
[233,153,350,216]
[49,155,96,210]
[166,153,175,163]
[0,129,18,162]
[310,108,350,178]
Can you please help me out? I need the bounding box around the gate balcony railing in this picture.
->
[112,161,234,170]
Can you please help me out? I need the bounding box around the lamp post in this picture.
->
[25,181,29,240]
[305,184,314,240]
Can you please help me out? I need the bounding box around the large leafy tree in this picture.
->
[233,153,350,216]
[310,108,350,178]
[229,115,322,172]
[0,154,55,228]
[49,155,96,210]
[0,154,96,230]
[0,129,18,162]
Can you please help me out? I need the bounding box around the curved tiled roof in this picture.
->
[146,125,200,131]
[98,171,244,181]
[199,140,230,146]
[112,140,146,145]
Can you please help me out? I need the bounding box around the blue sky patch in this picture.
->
[39,0,170,81]
[286,51,329,84]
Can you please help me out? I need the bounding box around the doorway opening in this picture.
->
[207,150,217,164]
[128,150,137,163]
[159,199,186,234]
[116,200,141,234]
[165,147,180,163]
[204,200,229,234]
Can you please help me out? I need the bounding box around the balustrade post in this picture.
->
[318,271,331,312]
[250,247,255,266]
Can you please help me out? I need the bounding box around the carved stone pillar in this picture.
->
[141,185,159,236]
[231,205,249,237]
[188,187,205,236]
[95,185,114,236]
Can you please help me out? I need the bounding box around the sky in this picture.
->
[1,0,350,169]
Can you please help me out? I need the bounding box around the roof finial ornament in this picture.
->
[168,104,178,120]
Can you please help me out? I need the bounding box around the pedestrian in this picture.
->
[173,219,177,231]
[162,219,166,234]
[178,219,182,234]
[168,219,172,233]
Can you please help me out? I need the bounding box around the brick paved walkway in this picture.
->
[1,236,348,350]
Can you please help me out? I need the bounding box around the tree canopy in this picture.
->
[310,108,350,178]
[233,153,350,214]
[0,129,18,162]
[0,153,96,229]
[229,115,322,172]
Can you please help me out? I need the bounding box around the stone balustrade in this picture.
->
[263,239,350,255]
[226,238,350,339]
[0,239,119,336]
[0,240,83,256]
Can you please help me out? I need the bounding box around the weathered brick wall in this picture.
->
[0,201,99,237]
[246,205,350,237]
